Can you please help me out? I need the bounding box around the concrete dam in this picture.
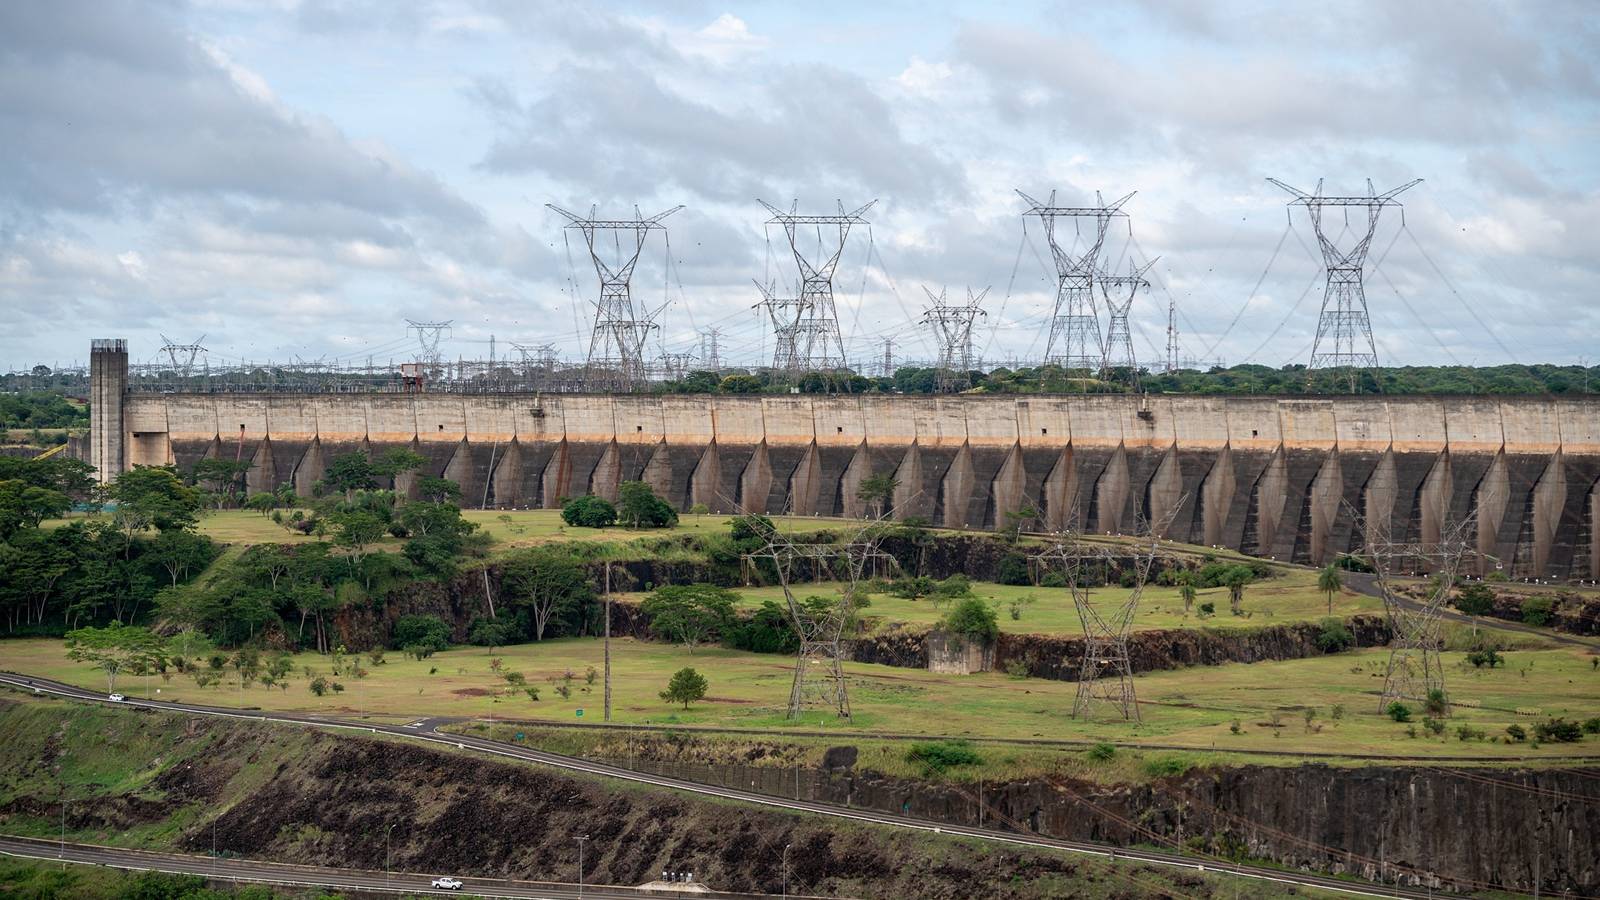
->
[89,343,1600,580]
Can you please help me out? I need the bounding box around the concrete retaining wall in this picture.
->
[107,392,1600,579]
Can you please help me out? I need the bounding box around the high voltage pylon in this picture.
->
[548,202,683,391]
[698,327,723,373]
[1165,297,1179,374]
[405,320,452,370]
[1267,177,1421,391]
[742,519,897,720]
[921,286,988,393]
[1362,511,1477,712]
[1017,189,1133,371]
[754,279,804,375]
[759,199,875,376]
[158,334,208,378]
[1098,259,1156,378]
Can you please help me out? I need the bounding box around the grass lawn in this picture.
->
[7,636,1597,763]
[617,568,1383,637]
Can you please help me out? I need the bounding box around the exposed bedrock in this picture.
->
[112,392,1600,578]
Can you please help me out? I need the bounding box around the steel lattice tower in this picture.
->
[158,334,208,378]
[1268,178,1421,390]
[406,320,452,370]
[1365,513,1476,712]
[921,286,988,393]
[759,199,875,374]
[754,280,804,375]
[548,203,683,391]
[1017,189,1133,371]
[1098,259,1156,376]
[742,520,896,720]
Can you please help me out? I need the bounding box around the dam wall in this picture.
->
[104,389,1600,579]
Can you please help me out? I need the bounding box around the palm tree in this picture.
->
[1317,564,1343,616]
[1178,579,1197,616]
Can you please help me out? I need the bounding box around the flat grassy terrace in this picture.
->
[6,636,1596,763]
[618,568,1384,637]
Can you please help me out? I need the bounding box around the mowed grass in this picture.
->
[7,636,1597,761]
[617,569,1383,637]
[43,508,860,548]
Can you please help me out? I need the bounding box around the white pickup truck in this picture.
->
[430,876,463,890]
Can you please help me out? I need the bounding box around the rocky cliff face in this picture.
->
[617,751,1599,894]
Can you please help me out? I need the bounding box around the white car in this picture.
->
[108,693,126,702]
[431,877,463,890]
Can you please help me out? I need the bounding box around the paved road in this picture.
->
[1,673,1476,900]
[1340,572,1598,649]
[0,834,759,899]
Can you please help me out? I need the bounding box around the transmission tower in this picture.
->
[406,320,452,369]
[1098,259,1156,378]
[698,327,723,373]
[759,199,875,374]
[548,203,683,391]
[158,334,208,378]
[742,520,897,719]
[1017,189,1133,371]
[754,280,804,375]
[879,338,895,378]
[921,286,988,393]
[1267,177,1421,391]
[1364,512,1477,712]
[1032,507,1179,722]
[1165,297,1179,374]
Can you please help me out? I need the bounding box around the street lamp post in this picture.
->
[386,823,397,887]
[576,834,589,899]
[782,842,791,900]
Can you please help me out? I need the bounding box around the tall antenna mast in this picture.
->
[921,286,988,393]
[1017,189,1133,371]
[547,202,683,391]
[758,198,875,375]
[1268,177,1421,391]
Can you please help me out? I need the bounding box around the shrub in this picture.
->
[1386,702,1412,723]
[1003,658,1030,679]
[1467,648,1504,669]
[1583,717,1600,735]
[1198,601,1215,616]
[1086,742,1117,761]
[308,676,330,696]
[561,495,618,528]
[996,554,1032,586]
[1007,595,1036,621]
[1505,723,1527,742]
[1038,570,1069,589]
[1424,688,1449,717]
[1143,755,1191,778]
[392,614,450,652]
[1422,716,1445,736]
[1313,618,1353,653]
[1455,583,1496,616]
[1520,596,1555,627]
[1455,724,1485,742]
[724,601,800,654]
[468,618,515,648]
[1533,718,1583,743]
[403,643,435,661]
[617,481,678,528]
[942,597,999,643]
[907,739,983,773]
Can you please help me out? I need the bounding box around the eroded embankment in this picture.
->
[0,696,1221,899]
[469,726,1600,896]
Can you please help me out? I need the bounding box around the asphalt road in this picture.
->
[0,834,762,899]
[0,672,1475,900]
[1340,571,1598,649]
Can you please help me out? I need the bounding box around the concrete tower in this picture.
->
[90,338,128,484]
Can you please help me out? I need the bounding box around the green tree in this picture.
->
[855,472,898,518]
[332,510,387,566]
[617,481,678,528]
[148,530,215,586]
[323,452,378,495]
[1178,577,1197,615]
[374,447,427,483]
[660,666,709,709]
[1314,617,1354,653]
[561,495,618,528]
[1455,582,1496,616]
[642,584,737,652]
[65,623,166,693]
[942,597,999,643]
[0,477,71,539]
[717,374,762,394]
[392,614,451,652]
[501,548,593,640]
[1316,564,1343,615]
[416,475,462,504]
[1221,565,1253,615]
[108,465,202,537]
[244,492,278,515]
[189,458,252,508]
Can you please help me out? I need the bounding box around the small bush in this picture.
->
[1583,717,1600,735]
[1520,596,1556,627]
[1038,571,1069,589]
[392,614,451,652]
[1086,742,1117,762]
[907,739,984,773]
[996,554,1032,586]
[1424,688,1449,717]
[1533,718,1583,743]
[1229,719,1242,735]
[469,618,515,647]
[1143,755,1191,778]
[308,676,330,697]
[1455,724,1485,742]
[1386,702,1412,723]
[1422,716,1445,736]
[1003,658,1030,679]
[1454,583,1496,616]
[1505,723,1527,742]
[1314,618,1353,653]
[943,597,999,643]
[1198,601,1215,616]
[1467,648,1504,669]
[561,495,618,528]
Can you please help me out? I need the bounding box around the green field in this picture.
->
[618,568,1383,637]
[7,635,1596,763]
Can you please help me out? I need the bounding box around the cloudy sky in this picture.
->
[2,0,1596,373]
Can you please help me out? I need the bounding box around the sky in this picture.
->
[1,0,1596,373]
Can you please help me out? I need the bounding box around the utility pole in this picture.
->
[1268,176,1421,392]
[577,834,589,899]
[603,563,612,722]
[1017,189,1133,371]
